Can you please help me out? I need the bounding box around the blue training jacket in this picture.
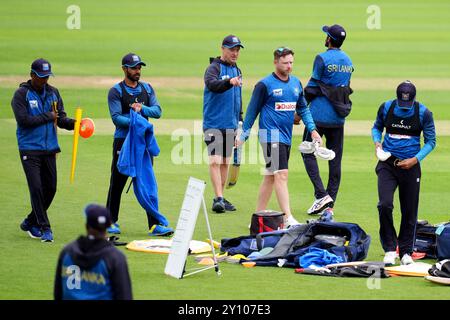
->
[117,110,169,226]
[108,81,161,139]
[203,58,242,130]
[11,81,75,153]
[371,99,436,161]
[241,73,316,145]
[307,48,353,127]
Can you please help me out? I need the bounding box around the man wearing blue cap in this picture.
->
[203,35,243,213]
[54,204,132,300]
[11,58,76,243]
[372,81,436,265]
[106,53,173,236]
[301,24,354,215]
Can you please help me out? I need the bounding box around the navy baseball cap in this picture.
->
[222,35,244,49]
[84,204,112,231]
[31,58,54,78]
[396,80,416,107]
[122,53,147,67]
[322,24,347,43]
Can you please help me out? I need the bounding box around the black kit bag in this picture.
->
[250,211,285,236]
[414,220,438,259]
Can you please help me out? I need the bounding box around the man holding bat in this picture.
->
[203,35,244,213]
[236,47,322,227]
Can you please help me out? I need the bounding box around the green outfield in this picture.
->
[1,0,450,300]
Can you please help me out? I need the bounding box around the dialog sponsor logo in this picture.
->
[275,102,296,111]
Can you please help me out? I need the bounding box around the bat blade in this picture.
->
[226,146,242,189]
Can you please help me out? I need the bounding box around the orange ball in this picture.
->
[79,118,95,139]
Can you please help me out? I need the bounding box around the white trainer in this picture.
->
[307,195,334,215]
[298,141,316,154]
[314,147,336,161]
[383,251,397,265]
[401,254,414,265]
[285,215,300,228]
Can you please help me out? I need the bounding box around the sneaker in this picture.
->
[212,197,226,213]
[298,141,316,154]
[223,198,236,211]
[149,225,174,236]
[41,229,54,243]
[307,195,334,215]
[383,251,397,266]
[107,223,121,234]
[285,215,300,228]
[20,219,42,239]
[401,254,414,265]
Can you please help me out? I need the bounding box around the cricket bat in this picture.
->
[226,121,243,189]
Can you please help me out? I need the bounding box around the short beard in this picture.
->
[126,71,140,82]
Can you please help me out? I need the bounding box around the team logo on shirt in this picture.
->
[221,75,230,80]
[273,89,283,96]
[275,102,296,111]
[29,100,38,108]
[293,87,300,96]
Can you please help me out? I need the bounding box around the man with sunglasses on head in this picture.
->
[301,24,354,216]
[11,58,76,243]
[237,47,321,227]
[106,53,172,236]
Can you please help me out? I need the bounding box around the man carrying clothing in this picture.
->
[301,24,354,215]
[372,81,436,265]
[11,58,76,243]
[203,35,244,213]
[54,204,132,300]
[237,47,321,227]
[106,53,172,236]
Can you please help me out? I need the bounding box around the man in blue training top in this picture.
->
[54,204,132,300]
[237,47,322,227]
[372,81,436,266]
[106,53,172,236]
[301,24,354,215]
[11,58,76,243]
[203,35,244,213]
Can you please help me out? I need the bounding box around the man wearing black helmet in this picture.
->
[372,81,436,266]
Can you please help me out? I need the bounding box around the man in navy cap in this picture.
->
[203,35,243,213]
[11,58,76,242]
[54,204,132,300]
[301,24,354,216]
[372,81,436,265]
[106,53,173,236]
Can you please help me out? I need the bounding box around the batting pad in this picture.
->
[126,239,212,254]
